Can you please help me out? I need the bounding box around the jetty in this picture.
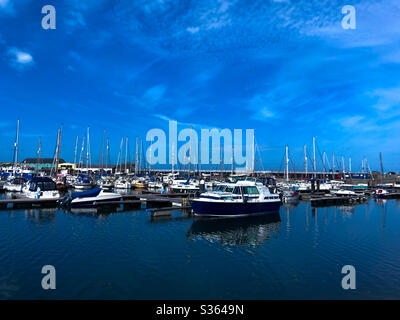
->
[0,191,194,211]
[308,194,369,207]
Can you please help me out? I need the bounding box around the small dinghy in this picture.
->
[58,187,121,208]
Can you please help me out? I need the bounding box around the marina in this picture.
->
[1,193,400,299]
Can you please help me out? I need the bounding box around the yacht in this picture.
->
[114,178,132,189]
[73,174,95,190]
[282,189,300,202]
[4,177,26,192]
[374,188,389,199]
[192,180,281,217]
[23,177,60,199]
[58,187,122,208]
[98,178,114,191]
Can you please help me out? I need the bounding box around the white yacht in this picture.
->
[192,180,281,217]
[23,177,60,199]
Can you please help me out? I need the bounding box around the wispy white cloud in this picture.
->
[6,47,34,70]
[370,87,400,111]
[186,27,200,34]
[143,84,166,104]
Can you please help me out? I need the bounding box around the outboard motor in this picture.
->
[58,193,73,207]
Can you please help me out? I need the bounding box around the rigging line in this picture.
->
[287,149,296,173]
[278,148,286,173]
[254,137,264,172]
[315,143,327,172]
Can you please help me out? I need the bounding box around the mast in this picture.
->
[189,126,193,176]
[171,142,175,174]
[86,126,90,174]
[149,137,153,173]
[55,127,62,177]
[14,118,20,169]
[139,139,143,175]
[105,138,109,170]
[304,145,307,178]
[312,136,316,178]
[285,145,289,182]
[380,152,385,185]
[332,152,335,176]
[101,129,106,173]
[135,136,139,176]
[117,137,123,173]
[74,136,78,166]
[79,136,85,171]
[349,158,352,174]
[51,127,61,178]
[342,156,345,176]
[36,137,41,174]
[125,136,128,174]
[231,145,234,175]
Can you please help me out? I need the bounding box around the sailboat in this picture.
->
[281,145,300,202]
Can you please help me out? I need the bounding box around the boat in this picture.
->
[58,187,122,208]
[114,178,131,189]
[73,174,95,190]
[98,178,114,191]
[23,177,60,199]
[374,188,389,199]
[170,178,200,194]
[4,177,26,192]
[191,180,281,217]
[332,189,357,197]
[282,189,300,202]
[131,177,146,189]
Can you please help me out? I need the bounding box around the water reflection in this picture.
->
[24,208,56,225]
[187,212,281,246]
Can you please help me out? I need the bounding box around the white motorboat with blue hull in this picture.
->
[192,200,281,217]
[59,187,122,208]
[192,180,281,217]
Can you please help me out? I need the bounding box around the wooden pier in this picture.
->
[0,198,59,210]
[0,191,193,211]
[309,195,369,207]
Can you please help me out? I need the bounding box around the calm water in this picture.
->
[1,193,400,299]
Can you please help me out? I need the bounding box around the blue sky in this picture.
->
[1,0,400,171]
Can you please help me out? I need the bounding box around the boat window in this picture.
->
[29,182,37,192]
[233,187,241,194]
[225,187,234,193]
[243,186,259,195]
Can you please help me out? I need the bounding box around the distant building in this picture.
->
[21,158,65,172]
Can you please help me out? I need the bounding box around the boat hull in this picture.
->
[71,194,122,208]
[192,200,281,217]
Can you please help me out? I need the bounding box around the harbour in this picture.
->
[1,193,400,299]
